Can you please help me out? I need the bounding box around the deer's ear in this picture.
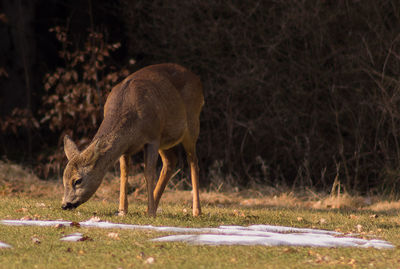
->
[64,135,80,160]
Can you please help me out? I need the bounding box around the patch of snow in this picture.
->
[1,220,71,227]
[151,233,393,248]
[0,219,394,249]
[0,241,12,248]
[246,224,341,235]
[60,233,84,242]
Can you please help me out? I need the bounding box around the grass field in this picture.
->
[1,161,400,268]
[1,195,400,269]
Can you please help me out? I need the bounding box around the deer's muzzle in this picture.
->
[61,202,79,210]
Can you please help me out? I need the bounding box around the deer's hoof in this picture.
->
[116,210,127,216]
[193,208,201,217]
[147,210,156,218]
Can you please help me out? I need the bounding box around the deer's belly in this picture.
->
[159,121,187,149]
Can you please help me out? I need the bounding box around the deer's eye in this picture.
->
[73,178,82,187]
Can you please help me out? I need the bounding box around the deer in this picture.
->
[61,63,203,217]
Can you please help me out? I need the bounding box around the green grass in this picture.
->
[0,196,400,268]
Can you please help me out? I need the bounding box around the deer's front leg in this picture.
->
[118,154,130,216]
[144,142,159,217]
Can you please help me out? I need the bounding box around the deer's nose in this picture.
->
[61,202,76,210]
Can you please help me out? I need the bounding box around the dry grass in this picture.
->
[368,200,400,211]
[1,161,400,213]
[0,160,60,197]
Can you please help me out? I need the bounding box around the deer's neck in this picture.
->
[91,116,141,172]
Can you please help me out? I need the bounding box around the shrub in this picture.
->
[38,26,129,177]
[120,0,400,194]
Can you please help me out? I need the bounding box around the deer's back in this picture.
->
[131,63,204,113]
[100,63,203,150]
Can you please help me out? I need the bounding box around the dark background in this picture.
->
[2,0,400,195]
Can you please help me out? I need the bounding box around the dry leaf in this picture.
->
[349,214,358,219]
[79,236,92,242]
[88,216,101,222]
[319,218,327,224]
[54,224,64,229]
[145,257,155,264]
[233,210,245,217]
[348,258,356,265]
[70,222,80,228]
[356,224,363,232]
[31,237,41,244]
[297,217,304,221]
[0,14,8,23]
[20,216,32,221]
[107,232,120,240]
[16,208,28,213]
[369,214,378,219]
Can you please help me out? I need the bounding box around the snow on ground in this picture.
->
[0,241,12,248]
[0,219,394,249]
[60,233,85,242]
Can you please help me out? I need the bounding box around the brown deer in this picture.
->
[61,63,203,217]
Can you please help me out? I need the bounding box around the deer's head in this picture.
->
[61,135,108,210]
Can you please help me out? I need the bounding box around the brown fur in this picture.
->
[62,63,204,216]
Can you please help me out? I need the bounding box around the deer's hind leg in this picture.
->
[118,154,130,216]
[154,148,177,209]
[182,134,201,217]
[144,142,159,217]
